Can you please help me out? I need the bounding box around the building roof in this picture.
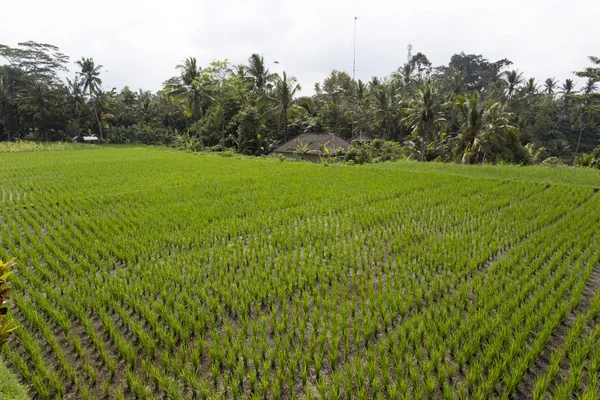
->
[269,133,351,155]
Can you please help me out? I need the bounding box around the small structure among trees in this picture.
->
[269,133,350,162]
[351,132,374,143]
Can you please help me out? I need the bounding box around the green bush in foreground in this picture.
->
[0,259,26,400]
[0,259,17,344]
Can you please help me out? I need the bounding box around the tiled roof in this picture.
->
[270,133,351,154]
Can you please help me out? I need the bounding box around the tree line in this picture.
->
[0,41,599,166]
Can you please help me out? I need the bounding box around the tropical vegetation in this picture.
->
[1,42,599,166]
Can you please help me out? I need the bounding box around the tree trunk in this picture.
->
[221,116,225,148]
[283,106,288,142]
[91,96,103,140]
[574,125,584,157]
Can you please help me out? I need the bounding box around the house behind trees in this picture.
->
[269,133,351,162]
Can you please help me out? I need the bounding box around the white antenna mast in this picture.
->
[407,44,413,63]
[351,16,359,138]
[353,17,358,80]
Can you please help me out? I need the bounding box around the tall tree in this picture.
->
[371,83,397,140]
[575,56,600,82]
[0,75,15,140]
[76,57,104,139]
[402,81,446,160]
[0,41,69,83]
[503,70,523,99]
[582,79,598,95]
[165,57,204,121]
[523,78,539,97]
[544,78,558,95]
[20,79,59,140]
[559,79,576,96]
[245,54,276,93]
[409,52,432,78]
[454,91,517,163]
[264,72,302,141]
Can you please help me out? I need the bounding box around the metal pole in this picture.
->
[353,17,357,81]
[352,17,357,137]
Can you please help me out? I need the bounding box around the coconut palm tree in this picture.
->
[76,57,104,139]
[547,140,571,158]
[166,57,204,121]
[558,79,577,96]
[371,83,396,140]
[20,79,59,140]
[544,78,558,95]
[572,102,594,156]
[397,63,415,90]
[503,70,523,99]
[264,72,303,141]
[454,91,516,163]
[245,54,276,93]
[582,78,598,95]
[523,78,538,97]
[0,75,16,140]
[66,76,86,126]
[402,81,446,161]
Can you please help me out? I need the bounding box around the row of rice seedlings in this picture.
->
[324,193,600,396]
[532,287,600,399]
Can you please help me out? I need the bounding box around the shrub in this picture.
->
[0,258,17,345]
[541,157,566,167]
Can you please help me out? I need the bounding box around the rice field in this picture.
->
[1,146,600,399]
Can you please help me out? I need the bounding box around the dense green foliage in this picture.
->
[1,146,599,399]
[1,42,599,165]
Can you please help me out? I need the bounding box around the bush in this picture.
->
[106,124,177,145]
[590,145,600,169]
[0,258,17,345]
[541,156,566,166]
[344,139,404,164]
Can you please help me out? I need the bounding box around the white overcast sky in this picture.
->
[1,0,598,94]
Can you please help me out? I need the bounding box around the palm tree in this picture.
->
[371,83,396,140]
[547,140,571,158]
[264,72,302,141]
[166,57,204,121]
[544,78,558,95]
[582,78,598,95]
[368,77,381,92]
[454,91,516,163]
[402,81,446,161]
[136,90,154,124]
[66,76,86,128]
[294,138,312,160]
[245,54,276,93]
[397,63,415,90]
[503,70,523,99]
[558,79,577,96]
[572,102,594,156]
[0,75,16,140]
[76,57,104,139]
[20,79,59,140]
[524,143,546,163]
[523,78,538,97]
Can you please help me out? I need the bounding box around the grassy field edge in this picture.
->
[0,359,29,400]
